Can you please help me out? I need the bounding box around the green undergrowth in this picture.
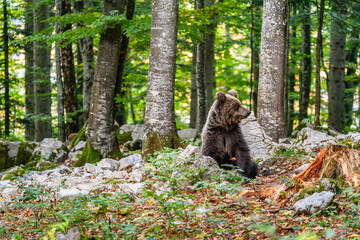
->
[266,145,308,166]
[3,148,360,239]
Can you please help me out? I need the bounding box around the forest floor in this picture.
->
[1,145,360,240]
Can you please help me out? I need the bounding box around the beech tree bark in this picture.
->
[196,0,206,132]
[288,6,297,135]
[78,0,94,122]
[204,0,215,116]
[190,43,197,128]
[34,1,52,141]
[251,0,261,118]
[86,0,126,157]
[55,0,65,142]
[25,0,35,141]
[299,0,312,122]
[328,0,347,132]
[345,26,359,127]
[315,0,325,126]
[61,0,78,135]
[114,0,136,125]
[3,0,9,136]
[257,0,288,142]
[144,0,179,154]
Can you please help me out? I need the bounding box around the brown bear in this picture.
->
[201,90,258,178]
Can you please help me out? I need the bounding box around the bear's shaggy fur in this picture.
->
[201,90,258,178]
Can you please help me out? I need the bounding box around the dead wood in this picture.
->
[293,145,360,186]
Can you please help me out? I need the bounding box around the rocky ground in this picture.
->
[1,120,360,239]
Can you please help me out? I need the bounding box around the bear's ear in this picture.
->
[216,91,226,102]
[227,90,238,98]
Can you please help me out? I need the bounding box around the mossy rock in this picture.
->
[296,177,342,201]
[117,131,133,145]
[23,160,58,171]
[2,167,25,181]
[124,139,142,151]
[0,141,35,172]
[296,186,320,201]
[143,131,180,156]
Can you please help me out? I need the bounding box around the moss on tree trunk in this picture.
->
[73,125,123,167]
[74,141,102,167]
[143,131,180,156]
[70,124,87,149]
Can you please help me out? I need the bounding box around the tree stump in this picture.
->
[293,145,360,186]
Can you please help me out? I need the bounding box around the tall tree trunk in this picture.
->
[288,6,297,135]
[190,42,197,128]
[196,0,206,132]
[114,0,136,125]
[328,0,347,132]
[204,0,215,116]
[299,0,312,122]
[34,1,52,141]
[61,0,78,135]
[55,0,65,142]
[315,0,325,126]
[144,0,179,154]
[284,8,289,136]
[345,27,359,127]
[257,0,288,142]
[78,0,94,122]
[86,0,126,158]
[251,1,261,118]
[129,90,137,124]
[25,0,35,141]
[74,0,84,119]
[253,49,260,117]
[3,0,9,137]
[76,41,83,127]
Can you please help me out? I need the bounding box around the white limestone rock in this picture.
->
[131,124,145,141]
[119,124,135,134]
[291,128,336,152]
[294,191,335,214]
[118,154,144,170]
[33,138,68,163]
[97,158,119,171]
[117,183,144,199]
[57,188,82,200]
[294,164,310,175]
[177,128,198,140]
[240,114,274,162]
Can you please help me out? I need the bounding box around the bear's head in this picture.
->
[214,90,251,127]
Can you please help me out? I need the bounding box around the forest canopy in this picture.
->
[0,0,359,142]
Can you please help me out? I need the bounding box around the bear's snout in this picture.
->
[247,111,251,116]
